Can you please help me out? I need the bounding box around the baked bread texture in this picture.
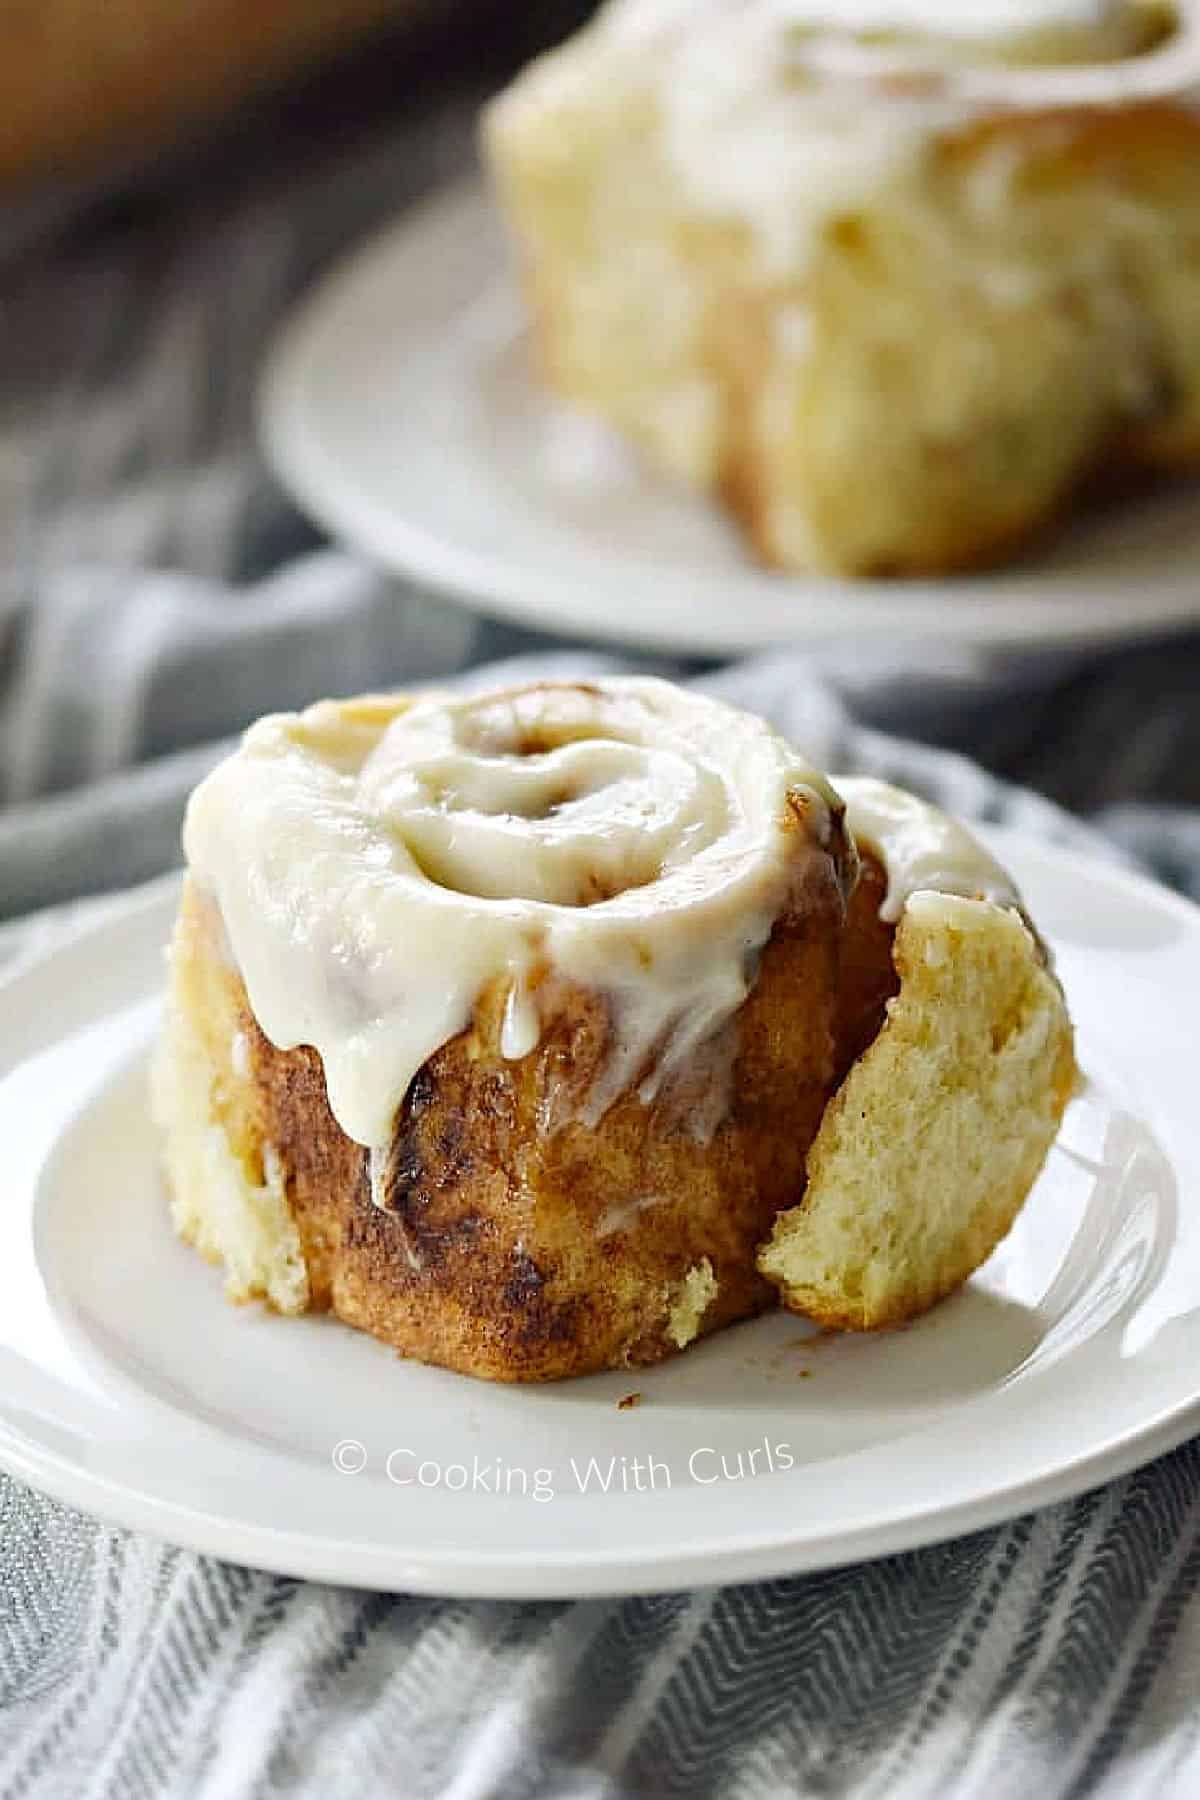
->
[758,883,1077,1329]
[153,683,1076,1379]
[484,0,1200,577]
[156,856,847,1381]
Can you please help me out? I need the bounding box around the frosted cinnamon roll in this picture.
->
[485,0,1200,577]
[153,678,857,1380]
[152,681,1075,1377]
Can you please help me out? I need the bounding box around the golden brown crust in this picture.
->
[167,795,854,1381]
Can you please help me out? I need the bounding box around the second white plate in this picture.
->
[260,183,1200,655]
[2,835,1199,1597]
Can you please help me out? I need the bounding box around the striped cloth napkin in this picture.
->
[3,27,1200,1800]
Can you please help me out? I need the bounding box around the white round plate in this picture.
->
[2,836,1199,1598]
[260,183,1200,655]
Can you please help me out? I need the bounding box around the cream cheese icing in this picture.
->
[183,679,847,1154]
[604,0,1157,45]
[591,0,1196,273]
[775,1,1134,37]
[833,775,1022,922]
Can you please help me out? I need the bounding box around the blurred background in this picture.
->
[1,0,1197,923]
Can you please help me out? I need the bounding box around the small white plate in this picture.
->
[2,836,1199,1598]
[260,183,1200,655]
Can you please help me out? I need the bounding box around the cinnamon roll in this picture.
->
[153,679,856,1379]
[152,680,1075,1378]
[485,0,1200,577]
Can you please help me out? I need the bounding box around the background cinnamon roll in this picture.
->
[152,680,1075,1379]
[485,0,1200,578]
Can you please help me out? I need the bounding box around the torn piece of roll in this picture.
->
[152,679,1075,1380]
[758,777,1077,1330]
[152,678,857,1380]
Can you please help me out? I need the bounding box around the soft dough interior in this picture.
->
[151,912,310,1316]
[757,889,1077,1329]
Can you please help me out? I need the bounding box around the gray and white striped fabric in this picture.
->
[4,25,1200,1800]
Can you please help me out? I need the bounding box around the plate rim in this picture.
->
[258,179,1200,657]
[1,1389,1196,1600]
[3,834,1200,1598]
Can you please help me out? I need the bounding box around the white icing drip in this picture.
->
[184,679,842,1149]
[500,976,541,1061]
[659,5,952,274]
[834,775,1021,922]
[230,1030,250,1079]
[368,1142,390,1212]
